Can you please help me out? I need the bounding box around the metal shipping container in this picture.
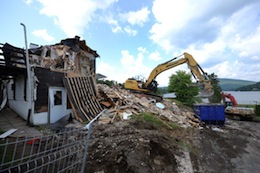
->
[194,104,225,125]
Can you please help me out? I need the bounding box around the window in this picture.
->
[54,91,62,105]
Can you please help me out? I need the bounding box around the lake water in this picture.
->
[223,91,260,105]
[164,91,260,105]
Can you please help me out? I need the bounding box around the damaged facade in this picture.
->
[0,36,102,125]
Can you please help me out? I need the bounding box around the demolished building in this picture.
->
[0,36,103,125]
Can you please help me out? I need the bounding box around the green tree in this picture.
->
[168,70,199,106]
[156,87,168,95]
[208,73,222,103]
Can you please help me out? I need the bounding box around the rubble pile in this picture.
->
[96,84,200,127]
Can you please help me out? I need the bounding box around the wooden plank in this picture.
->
[64,75,103,122]
[79,77,96,115]
[69,77,91,121]
[0,129,17,139]
[64,77,89,121]
[82,77,100,115]
[77,77,95,117]
[70,102,83,122]
[85,76,103,111]
[74,77,93,119]
[83,76,102,114]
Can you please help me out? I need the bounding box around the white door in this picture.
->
[48,87,67,124]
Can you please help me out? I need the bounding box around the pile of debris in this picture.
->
[96,84,200,127]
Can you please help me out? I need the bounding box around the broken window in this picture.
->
[54,91,62,105]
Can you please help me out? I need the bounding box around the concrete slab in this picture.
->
[0,129,17,138]
[0,107,43,137]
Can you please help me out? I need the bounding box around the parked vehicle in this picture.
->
[222,92,255,120]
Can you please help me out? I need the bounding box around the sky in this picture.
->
[1,0,260,87]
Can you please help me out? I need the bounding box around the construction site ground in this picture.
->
[1,82,260,172]
[85,116,260,173]
[1,105,260,172]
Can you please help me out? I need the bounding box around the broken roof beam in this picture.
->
[1,43,26,68]
[60,36,100,58]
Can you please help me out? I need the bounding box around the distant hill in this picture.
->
[236,81,260,91]
[219,78,257,91]
[158,78,257,92]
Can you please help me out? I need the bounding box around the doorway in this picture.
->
[48,87,67,123]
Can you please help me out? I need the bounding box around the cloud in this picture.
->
[229,25,260,62]
[148,51,162,61]
[32,29,55,42]
[123,26,137,36]
[106,17,123,33]
[208,60,260,81]
[96,61,117,80]
[97,48,151,83]
[105,7,150,35]
[149,0,260,82]
[24,0,33,4]
[37,0,118,37]
[120,7,150,26]
[120,50,135,66]
[118,48,178,86]
[120,49,150,80]
[150,0,260,52]
[138,47,147,54]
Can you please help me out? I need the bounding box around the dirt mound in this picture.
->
[84,118,260,173]
[85,119,190,173]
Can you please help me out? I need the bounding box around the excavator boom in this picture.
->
[124,52,214,97]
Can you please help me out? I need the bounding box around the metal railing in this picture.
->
[0,127,91,173]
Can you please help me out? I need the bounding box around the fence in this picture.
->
[0,125,93,173]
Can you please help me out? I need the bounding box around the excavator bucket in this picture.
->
[197,81,214,98]
[190,81,214,98]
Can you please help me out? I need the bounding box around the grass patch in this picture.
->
[253,116,260,122]
[237,104,255,108]
[131,112,180,130]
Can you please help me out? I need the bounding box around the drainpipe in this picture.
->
[21,23,32,126]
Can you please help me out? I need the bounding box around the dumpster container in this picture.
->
[194,104,225,125]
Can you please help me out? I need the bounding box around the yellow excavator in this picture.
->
[124,52,214,98]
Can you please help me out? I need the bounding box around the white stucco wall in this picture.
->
[7,75,33,122]
[7,73,73,125]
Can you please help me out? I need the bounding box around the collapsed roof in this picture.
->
[0,36,100,78]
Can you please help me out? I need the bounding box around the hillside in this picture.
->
[236,81,260,91]
[219,78,256,91]
[158,78,257,92]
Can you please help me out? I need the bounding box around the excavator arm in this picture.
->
[124,52,214,97]
[222,92,238,106]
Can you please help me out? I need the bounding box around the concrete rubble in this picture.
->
[96,84,200,127]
